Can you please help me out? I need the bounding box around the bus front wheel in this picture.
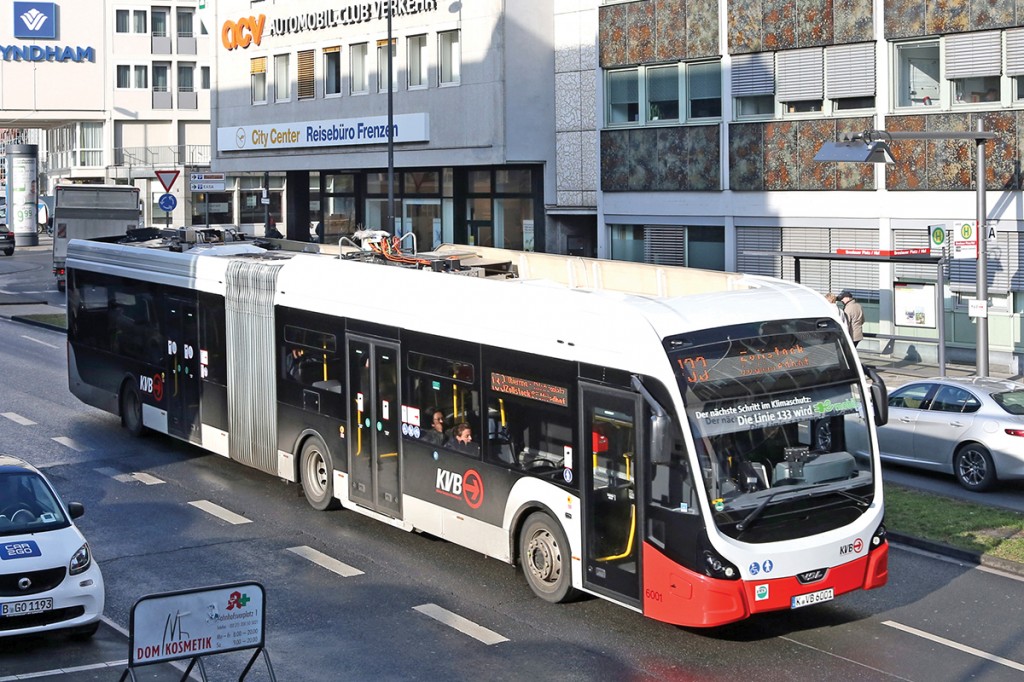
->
[120,382,145,437]
[300,437,339,511]
[519,512,578,603]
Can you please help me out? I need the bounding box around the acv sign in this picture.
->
[221,15,265,50]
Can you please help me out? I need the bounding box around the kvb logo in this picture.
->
[839,538,865,556]
[14,2,57,40]
[435,468,484,509]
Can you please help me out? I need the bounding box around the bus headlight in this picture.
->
[703,550,740,580]
[870,522,887,550]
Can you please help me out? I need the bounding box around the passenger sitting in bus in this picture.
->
[446,422,479,455]
[285,347,312,383]
[423,409,446,445]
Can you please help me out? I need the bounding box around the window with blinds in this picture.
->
[826,42,875,109]
[297,49,314,100]
[946,30,1002,104]
[947,231,1021,293]
[324,46,341,96]
[643,226,686,266]
[893,229,939,281]
[732,53,775,118]
[777,48,824,112]
[251,57,267,104]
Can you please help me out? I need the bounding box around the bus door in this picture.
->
[165,297,201,443]
[347,336,402,518]
[581,383,642,606]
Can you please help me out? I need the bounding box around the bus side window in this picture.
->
[648,430,697,515]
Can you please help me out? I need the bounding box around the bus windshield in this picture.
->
[666,318,874,542]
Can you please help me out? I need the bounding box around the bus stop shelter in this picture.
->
[742,249,947,376]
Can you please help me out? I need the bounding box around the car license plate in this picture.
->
[791,588,834,609]
[1,597,54,617]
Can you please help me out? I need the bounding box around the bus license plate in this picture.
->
[1,597,53,617]
[791,588,834,609]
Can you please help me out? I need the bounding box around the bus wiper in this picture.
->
[735,489,793,534]
[816,486,870,508]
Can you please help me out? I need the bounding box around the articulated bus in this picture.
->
[65,230,889,627]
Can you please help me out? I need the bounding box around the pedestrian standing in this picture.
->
[839,291,864,347]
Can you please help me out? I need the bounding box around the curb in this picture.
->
[888,531,1024,577]
[10,315,66,332]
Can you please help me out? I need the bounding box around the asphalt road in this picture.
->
[4,239,1024,681]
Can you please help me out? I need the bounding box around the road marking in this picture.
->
[890,542,1024,584]
[52,436,85,451]
[131,471,165,485]
[1,412,36,426]
[188,500,252,525]
[21,334,60,349]
[413,603,509,645]
[883,620,1024,672]
[287,545,364,577]
[0,660,128,681]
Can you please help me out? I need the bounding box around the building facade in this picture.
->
[597,0,1024,369]
[212,0,561,250]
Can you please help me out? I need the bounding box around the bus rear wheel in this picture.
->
[301,437,338,511]
[519,512,577,603]
[120,381,145,437]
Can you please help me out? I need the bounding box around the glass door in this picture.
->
[347,337,402,518]
[581,383,642,605]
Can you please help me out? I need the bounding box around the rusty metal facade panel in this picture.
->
[885,0,1017,40]
[601,126,721,191]
[885,111,1022,190]
[600,0,720,68]
[729,0,873,55]
[225,259,283,475]
[729,116,875,190]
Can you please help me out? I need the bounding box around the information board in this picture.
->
[128,582,266,666]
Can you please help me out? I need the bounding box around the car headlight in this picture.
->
[69,542,92,575]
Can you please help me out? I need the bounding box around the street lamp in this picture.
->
[815,124,997,376]
[386,5,395,237]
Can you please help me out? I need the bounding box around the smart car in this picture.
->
[878,377,1024,491]
[0,455,104,639]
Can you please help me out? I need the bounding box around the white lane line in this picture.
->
[883,620,1024,672]
[0,659,128,681]
[21,334,60,349]
[52,436,84,451]
[95,467,166,485]
[413,603,509,645]
[287,545,364,577]
[1,412,36,426]
[891,543,1024,584]
[188,500,252,525]
[131,471,165,485]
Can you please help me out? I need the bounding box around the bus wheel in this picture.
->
[120,382,145,437]
[301,437,338,511]
[519,512,577,603]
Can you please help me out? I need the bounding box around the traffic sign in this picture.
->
[190,172,225,182]
[155,170,180,192]
[191,181,226,192]
[158,193,178,212]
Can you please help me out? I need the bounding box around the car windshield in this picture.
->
[992,390,1024,415]
[0,471,70,536]
[666,318,875,542]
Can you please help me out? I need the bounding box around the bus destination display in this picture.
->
[676,340,842,385]
[490,372,568,407]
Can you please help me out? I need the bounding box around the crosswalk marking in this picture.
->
[131,471,165,485]
[413,603,509,645]
[96,467,166,485]
[188,500,252,525]
[2,412,36,426]
[287,546,364,577]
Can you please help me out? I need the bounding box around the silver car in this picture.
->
[878,377,1024,491]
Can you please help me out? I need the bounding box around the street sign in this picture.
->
[952,221,977,260]
[191,181,226,192]
[158,193,177,212]
[155,169,180,192]
[190,172,225,182]
[929,224,946,252]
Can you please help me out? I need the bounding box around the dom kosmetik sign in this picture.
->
[218,113,429,152]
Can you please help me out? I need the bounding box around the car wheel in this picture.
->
[120,381,146,437]
[519,512,578,603]
[300,436,338,511]
[954,443,997,492]
[2,247,12,256]
[57,280,66,293]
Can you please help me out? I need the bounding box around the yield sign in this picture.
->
[155,169,180,192]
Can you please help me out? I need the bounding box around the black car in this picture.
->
[0,224,13,256]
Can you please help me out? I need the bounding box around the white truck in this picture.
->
[52,184,141,292]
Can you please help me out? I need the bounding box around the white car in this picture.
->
[0,455,104,639]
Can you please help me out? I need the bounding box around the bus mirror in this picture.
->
[863,365,888,427]
[631,375,672,464]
